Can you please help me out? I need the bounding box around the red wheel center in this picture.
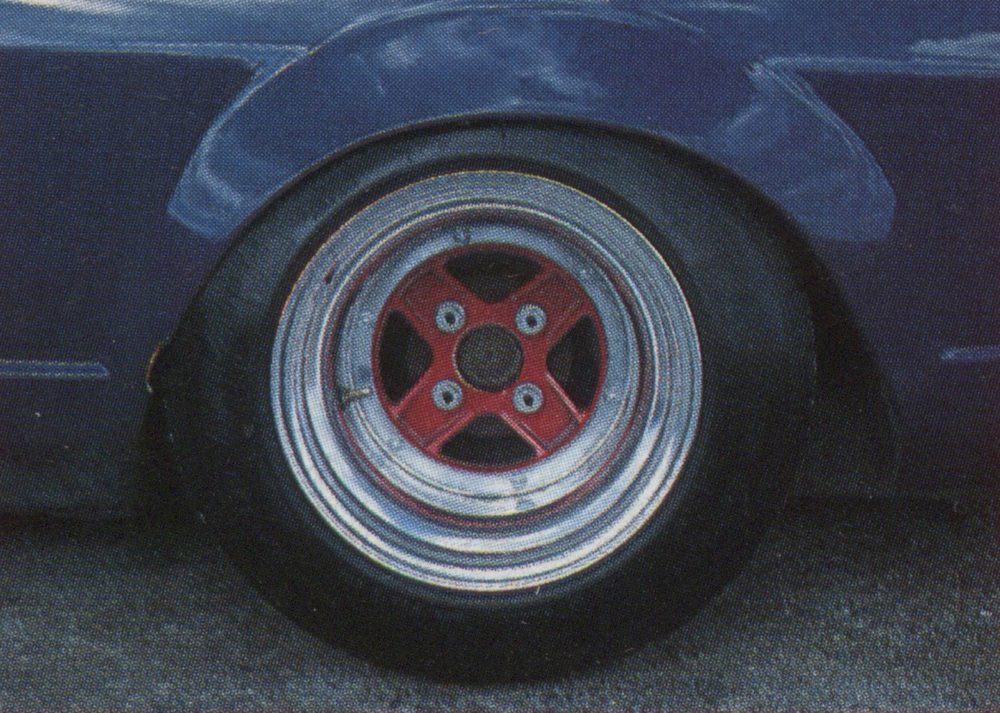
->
[372,244,607,470]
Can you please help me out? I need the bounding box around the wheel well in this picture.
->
[597,121,900,495]
[156,116,897,494]
[603,124,899,496]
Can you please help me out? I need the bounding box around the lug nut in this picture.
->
[515,304,547,336]
[435,301,465,333]
[512,383,544,414]
[432,380,463,411]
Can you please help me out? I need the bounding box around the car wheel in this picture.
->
[161,123,815,679]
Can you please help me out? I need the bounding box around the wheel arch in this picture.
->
[156,114,896,498]
[165,4,894,248]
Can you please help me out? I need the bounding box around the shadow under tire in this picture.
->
[161,122,816,680]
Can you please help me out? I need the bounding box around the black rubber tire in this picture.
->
[160,121,816,680]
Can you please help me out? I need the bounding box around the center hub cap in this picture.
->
[455,325,523,392]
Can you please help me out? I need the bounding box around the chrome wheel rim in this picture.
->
[272,171,702,592]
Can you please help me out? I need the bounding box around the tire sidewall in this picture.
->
[163,121,816,670]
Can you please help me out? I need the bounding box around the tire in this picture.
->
[161,122,815,680]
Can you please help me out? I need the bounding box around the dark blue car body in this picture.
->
[1,0,997,514]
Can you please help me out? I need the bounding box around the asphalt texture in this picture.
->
[0,498,996,711]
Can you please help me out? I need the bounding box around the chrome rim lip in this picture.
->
[272,171,702,592]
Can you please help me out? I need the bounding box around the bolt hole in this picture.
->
[523,395,534,407]
[527,316,537,328]
[443,392,454,404]
[446,313,455,325]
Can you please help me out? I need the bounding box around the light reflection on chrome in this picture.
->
[271,171,702,593]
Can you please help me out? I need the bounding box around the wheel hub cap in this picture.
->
[455,325,523,392]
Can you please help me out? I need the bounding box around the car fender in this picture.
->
[167,3,894,246]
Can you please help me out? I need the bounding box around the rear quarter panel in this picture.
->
[0,1,998,513]
[0,49,252,513]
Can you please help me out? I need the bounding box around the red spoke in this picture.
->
[425,410,479,453]
[518,344,583,414]
[510,263,596,348]
[389,361,441,418]
[388,297,442,350]
[500,379,581,452]
[544,374,585,424]
[391,363,468,448]
[502,416,547,458]
[383,262,484,347]
[436,264,483,305]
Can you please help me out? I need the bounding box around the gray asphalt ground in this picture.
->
[0,498,996,711]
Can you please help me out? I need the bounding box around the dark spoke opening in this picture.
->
[546,317,602,410]
[440,414,535,467]
[377,311,432,402]
[444,250,540,303]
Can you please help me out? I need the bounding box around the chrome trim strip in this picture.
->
[941,346,1000,364]
[0,360,110,381]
